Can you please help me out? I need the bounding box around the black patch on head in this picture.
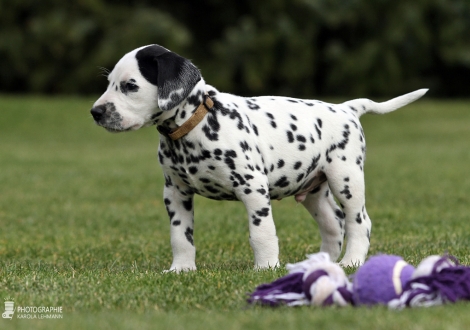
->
[135,45,201,111]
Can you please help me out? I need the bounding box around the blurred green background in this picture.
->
[1,0,469,98]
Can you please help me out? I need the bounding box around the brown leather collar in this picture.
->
[158,94,214,140]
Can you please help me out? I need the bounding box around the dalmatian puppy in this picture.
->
[91,44,427,271]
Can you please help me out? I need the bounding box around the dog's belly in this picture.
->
[161,147,326,202]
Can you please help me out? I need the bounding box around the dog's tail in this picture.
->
[343,89,428,117]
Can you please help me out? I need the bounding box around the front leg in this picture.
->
[163,176,196,272]
[237,183,279,269]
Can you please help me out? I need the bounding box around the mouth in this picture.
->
[98,122,139,133]
[94,122,130,133]
[104,127,127,133]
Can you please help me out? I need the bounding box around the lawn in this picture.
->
[0,94,469,329]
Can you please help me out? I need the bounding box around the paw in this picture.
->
[338,258,364,268]
[163,263,197,274]
[254,259,280,270]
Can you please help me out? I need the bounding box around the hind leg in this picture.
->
[326,166,371,267]
[301,182,345,262]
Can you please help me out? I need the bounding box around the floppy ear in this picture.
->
[136,45,201,111]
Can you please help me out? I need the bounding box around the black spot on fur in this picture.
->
[335,209,345,219]
[294,161,302,170]
[277,159,285,168]
[252,216,262,226]
[256,208,270,217]
[356,213,362,224]
[182,199,193,211]
[287,131,294,143]
[274,176,290,188]
[185,227,194,245]
[246,99,260,110]
[309,185,321,194]
[202,124,218,141]
[315,124,322,140]
[317,118,323,128]
[337,124,350,150]
[257,188,267,195]
[340,185,353,199]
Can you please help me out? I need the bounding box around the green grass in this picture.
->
[0,95,469,329]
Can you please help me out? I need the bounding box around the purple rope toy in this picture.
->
[248,253,470,308]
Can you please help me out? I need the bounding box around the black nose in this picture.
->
[90,105,107,121]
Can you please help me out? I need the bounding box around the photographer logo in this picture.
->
[3,297,63,320]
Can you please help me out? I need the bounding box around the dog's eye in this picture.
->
[126,82,138,92]
[120,81,139,94]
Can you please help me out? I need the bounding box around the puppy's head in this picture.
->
[91,44,201,132]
